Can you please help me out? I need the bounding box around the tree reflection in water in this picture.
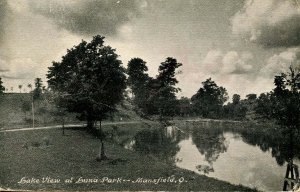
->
[188,122,300,171]
[130,121,300,174]
[190,125,229,173]
[132,126,186,164]
[238,127,300,166]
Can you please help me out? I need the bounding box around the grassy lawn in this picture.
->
[0,123,255,191]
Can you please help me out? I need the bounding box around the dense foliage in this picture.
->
[127,57,182,119]
[47,35,126,129]
[191,78,228,118]
[127,58,150,114]
[256,67,300,131]
[33,78,43,101]
[223,94,247,120]
[148,57,182,118]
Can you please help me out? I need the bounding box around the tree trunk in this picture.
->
[97,120,108,161]
[99,140,107,160]
[86,117,94,132]
[62,115,65,136]
[32,100,35,128]
[289,126,294,160]
[43,114,46,126]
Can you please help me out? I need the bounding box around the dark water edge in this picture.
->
[124,120,300,191]
[0,127,256,191]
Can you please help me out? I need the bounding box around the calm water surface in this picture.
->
[124,122,300,191]
[176,132,298,191]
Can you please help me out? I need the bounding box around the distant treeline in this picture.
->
[0,35,299,130]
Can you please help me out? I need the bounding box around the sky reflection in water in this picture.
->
[126,123,300,191]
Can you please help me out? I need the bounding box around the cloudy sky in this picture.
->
[1,0,300,99]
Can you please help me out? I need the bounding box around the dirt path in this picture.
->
[0,121,142,133]
[176,118,242,123]
[0,118,242,133]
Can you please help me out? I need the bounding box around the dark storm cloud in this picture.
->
[232,0,300,48]
[257,16,300,48]
[29,0,142,36]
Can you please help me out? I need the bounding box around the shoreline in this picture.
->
[0,123,256,191]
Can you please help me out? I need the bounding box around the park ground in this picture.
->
[0,122,256,191]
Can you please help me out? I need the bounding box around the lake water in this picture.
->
[124,122,300,191]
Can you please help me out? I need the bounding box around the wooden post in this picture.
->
[291,163,295,189]
[99,120,107,160]
[283,159,299,191]
[283,162,291,191]
[32,98,34,128]
[62,115,65,136]
[294,164,299,178]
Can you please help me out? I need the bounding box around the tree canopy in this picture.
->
[223,93,247,120]
[146,57,182,118]
[47,35,126,129]
[246,94,257,101]
[232,94,240,105]
[256,67,300,130]
[33,78,43,100]
[127,58,149,113]
[191,78,228,118]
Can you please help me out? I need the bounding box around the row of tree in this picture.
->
[1,35,299,162]
[127,57,182,118]
[1,35,299,129]
[255,67,300,130]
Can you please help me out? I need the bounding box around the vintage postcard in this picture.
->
[1,0,300,191]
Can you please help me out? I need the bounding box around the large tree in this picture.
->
[146,57,182,119]
[232,94,240,105]
[191,78,228,118]
[47,35,126,160]
[47,35,126,128]
[256,67,300,129]
[270,68,300,130]
[33,78,43,101]
[127,58,149,114]
[223,93,247,120]
[256,67,300,161]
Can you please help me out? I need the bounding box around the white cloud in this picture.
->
[0,0,82,90]
[5,58,37,79]
[202,50,223,74]
[222,51,239,73]
[0,0,286,98]
[260,48,300,77]
[0,58,42,80]
[175,50,259,98]
[215,75,273,99]
[201,50,254,74]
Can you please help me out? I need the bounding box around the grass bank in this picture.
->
[0,123,255,191]
[0,93,141,129]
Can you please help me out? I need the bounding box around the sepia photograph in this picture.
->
[0,0,300,191]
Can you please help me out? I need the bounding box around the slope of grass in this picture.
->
[0,124,255,191]
[0,93,141,129]
[0,93,79,128]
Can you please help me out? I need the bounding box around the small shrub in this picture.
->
[31,141,41,147]
[42,137,51,146]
